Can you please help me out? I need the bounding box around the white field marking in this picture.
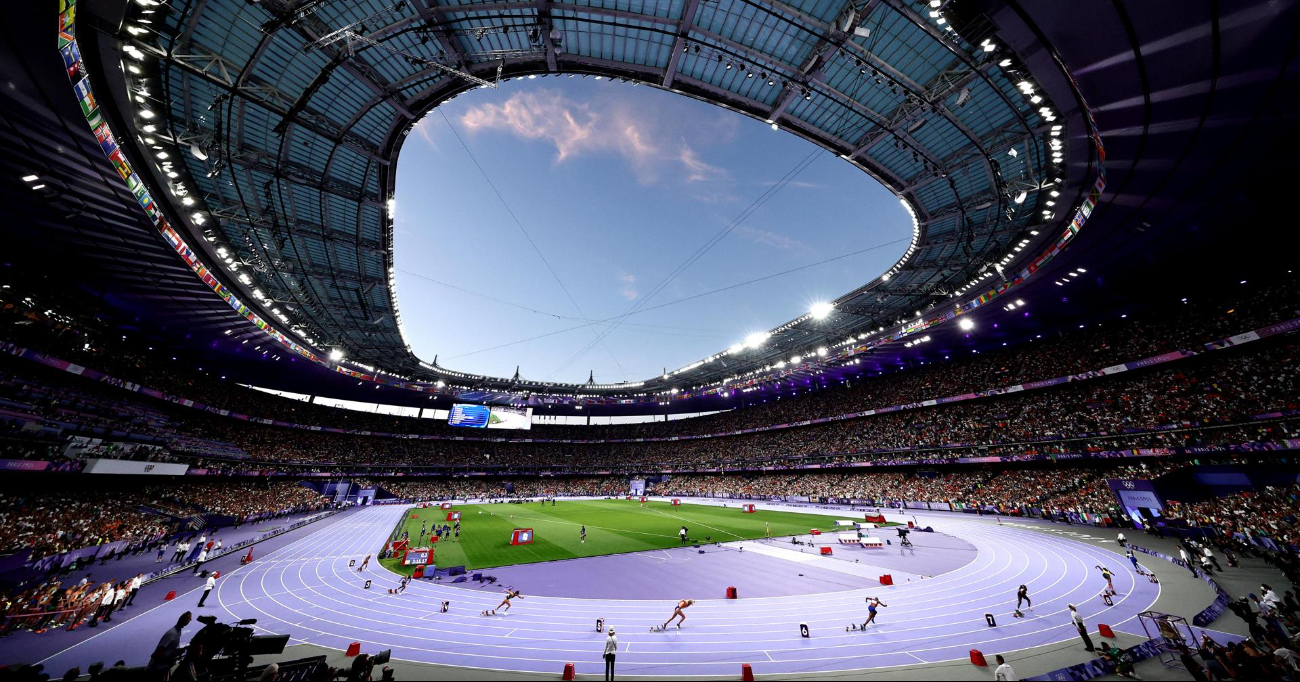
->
[643,506,743,540]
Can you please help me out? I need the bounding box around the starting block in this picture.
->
[1013,609,1024,618]
[1101,593,1114,606]
[1098,623,1115,638]
[819,546,833,555]
[970,649,987,666]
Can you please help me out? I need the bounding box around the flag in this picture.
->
[108,148,131,180]
[72,75,96,118]
[59,42,82,79]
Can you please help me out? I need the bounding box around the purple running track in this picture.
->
[35,505,1160,677]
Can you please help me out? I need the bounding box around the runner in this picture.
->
[663,599,695,630]
[358,554,371,572]
[1016,584,1031,611]
[1096,565,1115,595]
[493,589,523,615]
[861,597,887,628]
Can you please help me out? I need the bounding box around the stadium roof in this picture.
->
[1,0,1295,409]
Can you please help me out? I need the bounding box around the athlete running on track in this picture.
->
[493,589,523,615]
[862,597,887,627]
[663,599,694,629]
[358,554,370,572]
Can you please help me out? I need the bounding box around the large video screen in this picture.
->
[447,404,533,430]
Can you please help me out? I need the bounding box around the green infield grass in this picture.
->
[378,498,897,574]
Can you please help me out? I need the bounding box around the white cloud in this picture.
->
[459,89,729,185]
[618,272,639,301]
[733,225,818,255]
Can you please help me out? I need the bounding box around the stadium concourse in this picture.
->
[3,0,1300,680]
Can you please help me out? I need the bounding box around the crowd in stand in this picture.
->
[0,482,329,563]
[0,493,172,562]
[175,341,1296,472]
[1166,484,1300,548]
[650,458,1194,515]
[2,272,1298,453]
[4,329,1295,474]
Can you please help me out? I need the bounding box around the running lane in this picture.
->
[204,506,1158,677]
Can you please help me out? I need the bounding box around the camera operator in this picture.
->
[348,653,373,682]
[145,611,192,680]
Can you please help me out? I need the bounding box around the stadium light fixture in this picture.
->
[816,347,828,357]
[329,349,344,361]
[744,332,769,349]
[958,318,975,331]
[809,301,834,319]
[790,355,802,364]
[21,175,38,182]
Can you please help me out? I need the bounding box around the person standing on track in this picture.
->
[1127,550,1140,572]
[126,573,143,607]
[1069,604,1095,652]
[663,599,694,629]
[493,589,522,615]
[861,597,887,628]
[197,573,216,608]
[603,627,618,681]
[1016,585,1031,611]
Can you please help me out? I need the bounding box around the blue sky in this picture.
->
[392,76,910,385]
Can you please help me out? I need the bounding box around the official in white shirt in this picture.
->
[198,574,217,607]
